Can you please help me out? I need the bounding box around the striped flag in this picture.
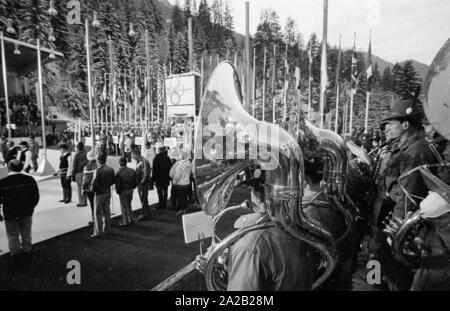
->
[308,42,313,82]
[101,74,108,103]
[351,48,358,94]
[366,33,373,92]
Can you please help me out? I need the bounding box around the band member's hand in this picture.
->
[195,254,208,274]
[66,175,72,181]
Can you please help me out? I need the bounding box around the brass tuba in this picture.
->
[296,120,356,242]
[194,62,337,291]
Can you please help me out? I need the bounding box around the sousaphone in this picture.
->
[194,61,337,290]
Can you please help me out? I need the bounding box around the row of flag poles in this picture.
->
[86,1,373,136]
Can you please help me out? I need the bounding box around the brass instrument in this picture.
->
[297,121,356,242]
[194,62,337,291]
[387,162,450,266]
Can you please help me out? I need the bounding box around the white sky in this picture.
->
[168,0,450,65]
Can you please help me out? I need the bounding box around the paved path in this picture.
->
[0,149,160,255]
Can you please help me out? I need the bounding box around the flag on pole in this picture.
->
[366,32,373,92]
[271,44,277,96]
[308,43,313,82]
[351,44,358,95]
[335,35,342,133]
[294,54,301,90]
[101,74,108,103]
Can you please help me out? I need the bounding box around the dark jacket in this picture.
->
[82,160,97,193]
[6,147,19,164]
[72,149,89,176]
[116,166,138,194]
[92,164,115,195]
[152,151,172,187]
[0,173,40,221]
[385,133,437,219]
[136,157,152,185]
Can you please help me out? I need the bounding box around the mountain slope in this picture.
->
[364,53,429,81]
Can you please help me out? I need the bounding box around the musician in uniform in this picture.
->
[377,99,437,290]
[226,171,316,291]
[409,180,450,290]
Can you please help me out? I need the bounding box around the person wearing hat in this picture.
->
[0,160,39,263]
[115,156,138,226]
[382,99,438,220]
[375,99,438,290]
[82,150,97,225]
[132,148,152,220]
[57,143,73,204]
[90,153,115,238]
[71,142,89,207]
[16,141,32,173]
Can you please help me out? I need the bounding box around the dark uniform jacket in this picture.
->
[72,149,88,176]
[152,152,172,187]
[0,173,40,221]
[384,133,437,219]
[92,164,115,195]
[227,224,316,291]
[116,166,138,194]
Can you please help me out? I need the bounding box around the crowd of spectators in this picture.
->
[0,95,40,127]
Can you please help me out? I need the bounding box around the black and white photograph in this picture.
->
[0,0,449,297]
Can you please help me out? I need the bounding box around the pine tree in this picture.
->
[399,60,421,98]
[380,67,392,91]
[184,0,192,20]
[172,30,189,74]
[19,0,53,46]
[171,1,185,34]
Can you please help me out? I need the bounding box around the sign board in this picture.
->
[113,136,119,144]
[85,136,94,147]
[182,211,214,244]
[135,136,143,146]
[164,137,178,149]
[6,124,16,130]
[166,72,200,118]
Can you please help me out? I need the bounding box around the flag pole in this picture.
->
[319,0,328,129]
[145,29,150,129]
[157,68,160,123]
[272,44,277,124]
[85,19,96,153]
[262,46,267,121]
[0,32,12,141]
[108,36,114,128]
[364,30,373,134]
[252,47,256,117]
[334,34,342,133]
[245,1,251,112]
[188,17,194,71]
[308,42,312,122]
[349,32,357,136]
[36,39,47,159]
[200,57,204,97]
[283,43,288,123]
